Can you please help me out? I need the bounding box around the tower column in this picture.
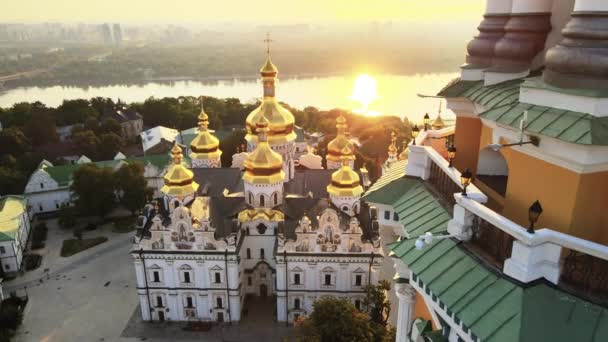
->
[465,0,512,67]
[395,283,417,342]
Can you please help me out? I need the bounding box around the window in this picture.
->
[4,264,9,270]
[186,297,194,308]
[40,183,44,189]
[246,248,251,259]
[342,206,349,212]
[248,277,252,286]
[294,298,301,309]
[152,271,160,283]
[156,296,163,307]
[55,202,60,209]
[393,212,398,221]
[324,274,331,286]
[216,297,223,308]
[355,300,361,310]
[214,272,221,284]
[384,210,390,220]
[248,192,253,204]
[294,273,301,285]
[260,248,265,259]
[0,246,5,254]
[355,274,362,286]
[39,204,43,212]
[183,272,191,283]
[273,193,278,205]
[260,195,265,207]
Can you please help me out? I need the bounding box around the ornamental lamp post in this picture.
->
[460,168,472,196]
[527,200,543,234]
[423,113,430,131]
[447,145,456,168]
[411,125,420,145]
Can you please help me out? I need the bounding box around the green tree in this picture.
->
[99,117,122,136]
[300,297,375,342]
[58,204,77,229]
[0,127,31,156]
[219,130,246,167]
[115,163,153,216]
[98,132,124,160]
[72,130,100,159]
[71,164,117,219]
[0,167,26,195]
[22,111,58,146]
[55,99,98,126]
[363,280,392,327]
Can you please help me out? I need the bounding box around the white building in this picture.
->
[131,55,383,324]
[24,154,174,215]
[0,196,31,275]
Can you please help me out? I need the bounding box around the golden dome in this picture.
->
[245,97,296,145]
[327,114,354,163]
[190,100,222,160]
[243,117,286,184]
[238,208,284,223]
[161,143,199,196]
[260,56,278,76]
[399,141,410,160]
[327,146,363,197]
[432,114,445,130]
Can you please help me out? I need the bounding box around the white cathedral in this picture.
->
[131,53,383,323]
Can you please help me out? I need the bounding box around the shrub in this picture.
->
[73,229,83,240]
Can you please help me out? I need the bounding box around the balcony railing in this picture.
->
[464,214,513,269]
[428,162,461,208]
[560,248,608,305]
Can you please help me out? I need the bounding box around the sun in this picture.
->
[350,74,378,114]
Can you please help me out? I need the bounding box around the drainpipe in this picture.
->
[224,248,231,324]
[139,248,153,321]
[366,251,375,312]
[284,249,289,326]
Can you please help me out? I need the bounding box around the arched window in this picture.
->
[246,248,251,259]
[273,193,278,205]
[342,206,349,212]
[260,195,265,207]
[260,248,265,259]
[294,298,301,309]
[174,200,180,208]
[248,192,253,204]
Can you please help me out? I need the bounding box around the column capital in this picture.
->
[395,283,416,301]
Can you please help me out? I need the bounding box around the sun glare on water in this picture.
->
[351,74,380,116]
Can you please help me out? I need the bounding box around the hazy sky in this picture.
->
[1,0,485,24]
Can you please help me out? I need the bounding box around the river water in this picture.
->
[0,73,458,123]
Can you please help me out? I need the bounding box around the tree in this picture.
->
[363,280,392,327]
[55,99,98,126]
[58,204,77,229]
[22,111,58,146]
[100,117,122,136]
[299,297,375,342]
[0,127,31,156]
[115,163,153,216]
[98,132,124,160]
[71,164,117,219]
[219,130,246,167]
[0,167,26,195]
[72,130,100,159]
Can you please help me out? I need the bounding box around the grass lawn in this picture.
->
[109,216,136,233]
[60,237,108,257]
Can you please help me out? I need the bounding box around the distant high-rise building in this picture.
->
[101,23,112,45]
[112,23,123,46]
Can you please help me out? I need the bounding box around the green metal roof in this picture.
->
[479,102,608,146]
[438,77,608,146]
[363,159,407,200]
[41,154,173,187]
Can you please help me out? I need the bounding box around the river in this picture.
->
[0,73,458,123]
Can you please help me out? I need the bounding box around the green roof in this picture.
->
[42,154,173,187]
[0,195,26,241]
[438,77,608,146]
[479,102,608,146]
[363,159,407,200]
[390,236,608,342]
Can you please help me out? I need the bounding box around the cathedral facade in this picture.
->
[131,54,383,323]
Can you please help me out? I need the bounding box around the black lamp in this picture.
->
[423,113,430,131]
[527,200,543,234]
[412,125,420,145]
[447,145,456,168]
[460,168,472,196]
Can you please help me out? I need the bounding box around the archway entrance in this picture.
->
[476,147,509,211]
[260,284,268,297]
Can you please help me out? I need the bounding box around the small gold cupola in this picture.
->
[243,116,286,184]
[388,131,398,154]
[190,98,222,166]
[161,143,199,197]
[399,140,410,161]
[327,114,354,167]
[326,146,363,198]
